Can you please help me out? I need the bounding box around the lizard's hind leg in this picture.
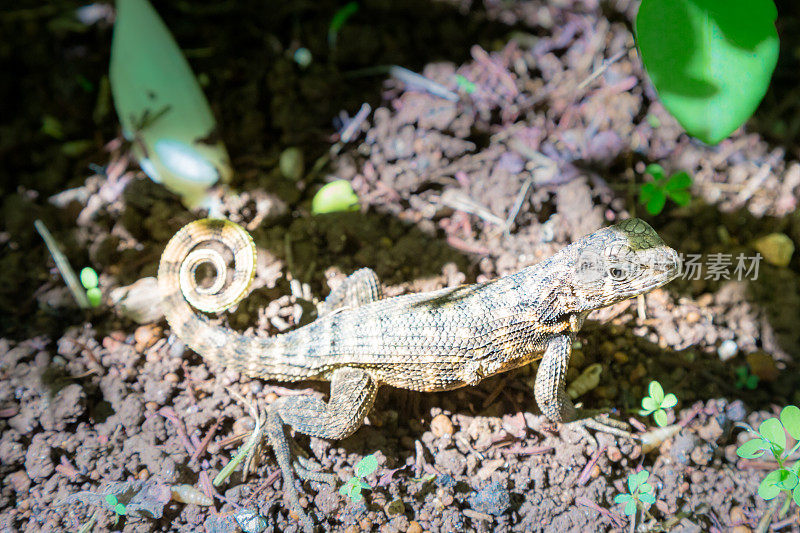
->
[266,367,378,532]
[317,268,382,316]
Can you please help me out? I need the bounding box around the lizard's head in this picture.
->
[569,218,680,309]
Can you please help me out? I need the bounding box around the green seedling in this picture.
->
[614,469,657,517]
[636,0,778,144]
[640,380,677,427]
[80,267,102,307]
[339,454,378,502]
[104,494,127,523]
[735,365,759,390]
[328,2,359,49]
[736,405,800,508]
[311,180,360,214]
[638,164,692,215]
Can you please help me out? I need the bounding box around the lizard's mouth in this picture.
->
[649,246,682,285]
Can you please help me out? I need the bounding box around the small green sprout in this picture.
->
[104,494,127,522]
[339,454,378,502]
[328,2,359,49]
[80,267,102,307]
[455,74,476,94]
[735,365,759,390]
[311,180,360,215]
[640,380,677,427]
[736,405,800,507]
[614,469,656,516]
[638,164,692,215]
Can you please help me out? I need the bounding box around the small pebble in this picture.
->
[164,372,179,383]
[265,392,279,403]
[746,351,779,381]
[407,521,423,533]
[717,339,738,361]
[430,414,454,438]
[233,416,255,435]
[612,351,628,364]
[467,481,510,516]
[8,471,31,492]
[685,311,700,324]
[145,402,158,411]
[134,324,161,352]
[606,446,622,462]
[138,468,149,480]
[753,233,794,267]
[386,498,405,515]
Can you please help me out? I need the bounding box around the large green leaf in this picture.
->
[110,0,232,207]
[636,0,779,144]
[780,405,800,440]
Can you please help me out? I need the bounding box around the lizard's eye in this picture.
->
[609,267,625,280]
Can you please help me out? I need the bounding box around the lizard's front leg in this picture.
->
[266,367,378,532]
[533,334,575,422]
[534,334,632,446]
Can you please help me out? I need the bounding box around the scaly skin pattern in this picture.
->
[158,217,680,531]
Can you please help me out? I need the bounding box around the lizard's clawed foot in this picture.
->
[293,455,338,486]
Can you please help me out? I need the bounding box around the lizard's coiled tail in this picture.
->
[158,219,322,381]
[158,218,256,313]
[158,218,257,367]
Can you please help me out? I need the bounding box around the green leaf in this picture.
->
[759,418,786,453]
[311,180,360,215]
[110,0,233,208]
[664,171,692,192]
[759,470,785,500]
[80,267,99,290]
[736,438,769,459]
[105,494,118,506]
[641,397,658,413]
[355,454,378,477]
[780,405,800,440]
[745,375,759,390]
[86,287,102,307]
[628,470,649,493]
[653,409,668,427]
[648,381,665,404]
[645,192,667,215]
[644,164,666,181]
[114,503,127,515]
[661,393,678,410]
[639,492,656,505]
[359,479,371,490]
[348,483,362,500]
[339,479,355,497]
[666,189,692,207]
[614,493,632,504]
[639,482,653,495]
[624,500,637,516]
[794,484,800,507]
[350,490,363,502]
[636,0,779,145]
[774,469,798,491]
[639,182,659,205]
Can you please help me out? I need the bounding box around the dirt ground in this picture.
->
[2,0,800,532]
